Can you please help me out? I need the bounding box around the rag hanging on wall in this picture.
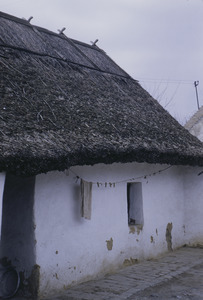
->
[80,179,92,220]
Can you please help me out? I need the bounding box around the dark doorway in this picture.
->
[0,174,36,289]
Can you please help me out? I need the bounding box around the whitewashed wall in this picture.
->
[34,162,187,298]
[190,122,203,141]
[185,106,203,142]
[183,166,203,245]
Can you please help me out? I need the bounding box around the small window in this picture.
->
[127,182,144,226]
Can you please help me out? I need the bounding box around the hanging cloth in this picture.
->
[80,179,92,220]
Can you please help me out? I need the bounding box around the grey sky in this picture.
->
[1,0,203,124]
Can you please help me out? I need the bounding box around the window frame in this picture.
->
[127,182,144,226]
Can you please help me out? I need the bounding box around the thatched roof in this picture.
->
[0,11,203,176]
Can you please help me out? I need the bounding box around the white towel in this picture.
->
[80,179,92,220]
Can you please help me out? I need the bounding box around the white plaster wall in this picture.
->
[189,121,203,141]
[34,162,187,298]
[185,106,203,142]
[0,173,5,241]
[183,166,203,245]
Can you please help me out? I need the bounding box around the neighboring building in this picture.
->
[0,11,203,299]
[185,106,203,142]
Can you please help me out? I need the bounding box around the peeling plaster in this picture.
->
[166,223,173,251]
[19,264,40,298]
[183,225,186,235]
[123,258,138,267]
[106,238,113,251]
[136,225,143,235]
[53,273,59,280]
[63,285,69,290]
[129,226,135,234]
[129,225,143,235]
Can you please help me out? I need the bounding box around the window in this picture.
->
[127,182,144,226]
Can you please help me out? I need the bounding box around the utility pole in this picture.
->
[194,81,200,110]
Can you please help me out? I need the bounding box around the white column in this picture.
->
[0,173,6,240]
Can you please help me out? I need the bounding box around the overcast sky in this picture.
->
[1,0,203,124]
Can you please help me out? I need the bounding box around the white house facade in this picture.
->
[0,11,203,299]
[185,106,203,142]
[34,163,203,298]
[1,162,202,298]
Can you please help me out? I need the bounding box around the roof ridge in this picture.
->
[0,10,33,27]
[0,10,131,79]
[0,10,104,53]
[69,38,105,53]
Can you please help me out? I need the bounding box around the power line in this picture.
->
[137,78,193,85]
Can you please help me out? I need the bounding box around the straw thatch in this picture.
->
[0,11,202,176]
